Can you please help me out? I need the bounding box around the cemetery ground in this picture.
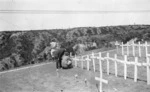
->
[0,47,150,92]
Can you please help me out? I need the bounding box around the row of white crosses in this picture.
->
[115,41,150,84]
[106,54,142,82]
[73,51,150,92]
[73,55,91,71]
[142,55,150,85]
[96,52,150,85]
[115,41,150,57]
[73,52,108,92]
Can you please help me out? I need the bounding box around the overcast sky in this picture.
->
[0,0,150,31]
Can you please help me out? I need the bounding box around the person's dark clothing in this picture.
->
[65,46,74,56]
[53,48,66,69]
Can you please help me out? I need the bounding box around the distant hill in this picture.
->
[0,25,150,71]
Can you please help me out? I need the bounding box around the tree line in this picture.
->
[0,25,150,71]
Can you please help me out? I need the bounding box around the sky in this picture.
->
[0,0,150,31]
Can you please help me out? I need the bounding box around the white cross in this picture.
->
[127,42,129,56]
[134,57,141,82]
[96,53,104,61]
[132,42,135,56]
[142,57,150,85]
[121,42,124,55]
[95,77,108,92]
[114,54,118,77]
[145,41,148,57]
[95,52,108,92]
[106,53,110,75]
[124,55,128,80]
[138,42,141,57]
[115,41,119,54]
[91,52,96,72]
[81,56,84,69]
[74,55,78,67]
[85,55,91,71]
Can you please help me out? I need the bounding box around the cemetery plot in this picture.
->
[73,41,150,91]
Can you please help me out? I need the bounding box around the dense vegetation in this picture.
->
[0,25,150,71]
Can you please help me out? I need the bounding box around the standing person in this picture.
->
[50,39,57,59]
[50,39,57,48]
[53,48,66,69]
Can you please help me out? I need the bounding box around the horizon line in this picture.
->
[0,24,149,32]
[1,10,150,14]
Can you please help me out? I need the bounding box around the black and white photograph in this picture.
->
[0,0,150,92]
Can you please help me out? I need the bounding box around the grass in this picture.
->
[0,61,99,92]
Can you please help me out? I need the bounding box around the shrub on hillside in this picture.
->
[0,32,15,60]
[143,32,150,41]
[1,25,150,72]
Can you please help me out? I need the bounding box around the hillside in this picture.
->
[0,25,150,71]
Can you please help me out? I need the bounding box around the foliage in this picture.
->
[0,25,150,71]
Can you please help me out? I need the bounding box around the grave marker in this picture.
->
[124,55,128,80]
[127,42,129,56]
[74,55,77,67]
[106,53,110,75]
[91,52,96,72]
[132,42,135,56]
[86,55,90,71]
[134,57,141,82]
[143,57,150,85]
[122,42,124,55]
[114,54,118,77]
[145,41,148,57]
[81,56,84,69]
[115,41,119,54]
[95,52,108,92]
[138,42,141,57]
